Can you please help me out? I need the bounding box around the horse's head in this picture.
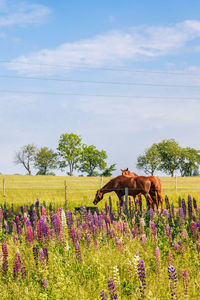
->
[121,168,131,176]
[93,190,103,205]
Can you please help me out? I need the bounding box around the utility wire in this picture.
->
[0,59,199,76]
[0,89,200,101]
[0,74,200,88]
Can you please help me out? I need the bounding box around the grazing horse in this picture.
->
[93,175,153,208]
[121,168,164,210]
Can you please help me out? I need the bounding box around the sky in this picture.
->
[0,0,200,176]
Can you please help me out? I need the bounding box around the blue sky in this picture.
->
[0,0,200,175]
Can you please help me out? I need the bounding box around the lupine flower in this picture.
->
[172,243,178,252]
[187,195,193,219]
[60,209,66,228]
[51,214,61,236]
[17,225,23,236]
[182,270,189,300]
[13,251,21,279]
[100,289,108,300]
[179,208,185,220]
[181,229,188,240]
[41,206,46,216]
[75,242,82,263]
[11,220,17,234]
[43,248,48,264]
[196,241,200,258]
[2,241,8,276]
[155,247,161,275]
[190,221,197,241]
[182,199,187,218]
[166,225,172,244]
[107,278,118,299]
[33,246,39,267]
[113,266,120,290]
[26,225,34,243]
[168,265,177,300]
[165,195,170,210]
[39,249,46,263]
[149,209,154,220]
[140,218,145,235]
[168,252,173,266]
[43,279,48,289]
[193,198,197,211]
[21,260,26,279]
[137,259,146,299]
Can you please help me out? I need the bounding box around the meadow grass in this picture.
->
[0,174,200,209]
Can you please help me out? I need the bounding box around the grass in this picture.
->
[0,174,200,209]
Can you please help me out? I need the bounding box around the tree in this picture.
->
[57,133,82,176]
[178,147,200,176]
[101,164,116,177]
[79,145,107,176]
[157,139,181,177]
[14,144,37,175]
[34,147,58,175]
[136,144,161,175]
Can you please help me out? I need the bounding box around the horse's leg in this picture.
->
[157,191,164,211]
[144,193,153,210]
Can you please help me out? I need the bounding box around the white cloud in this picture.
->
[0,1,50,27]
[8,19,200,75]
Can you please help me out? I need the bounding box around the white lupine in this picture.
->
[113,265,120,289]
[133,254,140,276]
[61,209,67,228]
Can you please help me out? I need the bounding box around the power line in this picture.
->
[0,74,200,88]
[0,59,199,76]
[0,89,200,101]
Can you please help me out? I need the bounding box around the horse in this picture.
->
[121,168,164,210]
[93,175,153,208]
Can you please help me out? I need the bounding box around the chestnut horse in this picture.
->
[121,168,163,210]
[93,175,153,208]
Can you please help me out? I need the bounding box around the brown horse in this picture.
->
[93,175,153,208]
[121,168,164,210]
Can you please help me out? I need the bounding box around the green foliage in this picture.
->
[101,164,116,177]
[34,147,58,175]
[57,133,82,176]
[178,147,200,176]
[79,144,107,176]
[14,144,37,175]
[136,144,161,175]
[157,139,181,177]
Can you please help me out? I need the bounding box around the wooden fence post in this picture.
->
[175,175,177,194]
[100,176,103,188]
[3,178,5,197]
[64,180,67,212]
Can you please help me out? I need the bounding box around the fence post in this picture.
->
[3,178,5,197]
[64,180,67,212]
[125,187,128,215]
[175,175,177,194]
[100,176,103,188]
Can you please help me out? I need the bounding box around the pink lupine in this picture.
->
[41,206,46,216]
[117,221,123,234]
[182,270,189,299]
[155,247,161,275]
[2,241,8,276]
[26,225,34,243]
[168,252,173,266]
[190,221,197,241]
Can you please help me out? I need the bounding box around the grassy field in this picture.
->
[0,175,200,209]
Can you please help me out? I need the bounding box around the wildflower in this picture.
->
[75,242,82,263]
[33,246,39,267]
[13,251,21,279]
[100,289,108,300]
[182,270,189,300]
[166,225,172,244]
[26,225,34,243]
[2,241,8,276]
[168,265,177,300]
[137,259,146,299]
[182,199,187,218]
[39,249,46,263]
[196,241,200,258]
[113,266,120,290]
[43,279,48,289]
[155,247,161,275]
[193,198,197,211]
[140,218,145,235]
[190,221,197,241]
[21,260,26,279]
[107,278,118,299]
[168,252,173,266]
[187,195,193,219]
[43,248,48,264]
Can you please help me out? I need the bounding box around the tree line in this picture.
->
[14,133,116,176]
[137,139,200,177]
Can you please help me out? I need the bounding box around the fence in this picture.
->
[1,176,200,208]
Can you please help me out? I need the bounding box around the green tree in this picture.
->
[157,139,181,177]
[136,144,161,175]
[57,133,82,176]
[178,147,200,176]
[14,144,37,175]
[34,147,58,175]
[101,164,116,177]
[79,145,107,176]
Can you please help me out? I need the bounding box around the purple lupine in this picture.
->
[39,249,45,263]
[43,248,48,264]
[13,234,18,244]
[166,225,172,244]
[150,221,157,237]
[33,246,39,267]
[13,251,21,279]
[182,198,187,218]
[100,289,108,300]
[70,226,77,245]
[137,259,146,299]
[193,198,197,211]
[187,195,193,219]
[168,265,177,300]
[85,229,91,247]
[178,240,184,256]
[107,278,118,299]
[182,270,189,299]
[51,214,61,236]
[165,195,170,210]
[21,260,26,279]
[179,208,185,220]
[11,220,17,234]
[196,241,200,258]
[17,225,23,236]
[2,241,8,276]
[178,196,182,208]
[172,243,178,252]
[149,209,154,220]
[75,242,82,263]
